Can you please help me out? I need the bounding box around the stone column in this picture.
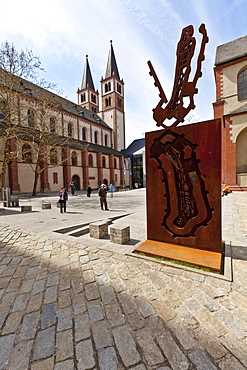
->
[82,150,89,189]
[97,152,103,186]
[62,147,71,190]
[8,138,20,193]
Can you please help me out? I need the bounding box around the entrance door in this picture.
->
[72,175,80,190]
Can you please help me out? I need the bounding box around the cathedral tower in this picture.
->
[77,55,99,113]
[100,41,125,151]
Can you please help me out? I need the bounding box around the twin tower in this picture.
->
[77,41,125,152]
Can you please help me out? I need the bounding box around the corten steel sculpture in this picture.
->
[135,24,223,272]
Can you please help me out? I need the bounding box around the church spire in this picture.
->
[105,41,120,80]
[81,55,95,90]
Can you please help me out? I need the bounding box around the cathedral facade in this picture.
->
[0,42,131,194]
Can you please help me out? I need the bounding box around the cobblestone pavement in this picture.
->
[0,191,247,369]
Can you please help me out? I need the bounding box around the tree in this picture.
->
[0,41,44,192]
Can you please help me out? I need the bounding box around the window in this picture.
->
[114,158,117,169]
[105,97,111,107]
[50,148,58,165]
[68,123,73,137]
[88,154,93,167]
[91,94,96,103]
[102,156,106,168]
[0,101,6,120]
[238,68,247,101]
[104,82,111,93]
[22,144,32,163]
[104,134,108,146]
[117,83,122,94]
[53,172,58,184]
[50,117,56,132]
[81,93,86,102]
[94,131,98,144]
[118,98,122,108]
[71,151,77,166]
[82,127,86,141]
[27,109,35,127]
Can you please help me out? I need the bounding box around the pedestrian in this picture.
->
[98,184,109,210]
[222,185,231,197]
[58,187,68,213]
[109,183,115,197]
[87,184,92,197]
[70,181,75,195]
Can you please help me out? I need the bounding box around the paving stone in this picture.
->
[0,310,8,330]
[188,348,217,370]
[2,311,23,335]
[98,346,118,370]
[83,269,96,284]
[56,329,74,362]
[85,282,100,301]
[92,320,112,349]
[41,304,57,329]
[220,332,247,367]
[31,356,54,370]
[72,292,87,314]
[19,311,40,340]
[112,325,141,366]
[214,309,247,338]
[135,297,157,318]
[185,298,201,312]
[26,292,43,313]
[127,310,145,330]
[99,284,116,304]
[58,289,71,309]
[118,291,137,314]
[192,290,221,312]
[87,299,104,322]
[111,277,127,293]
[218,354,246,370]
[74,313,90,342]
[166,316,197,351]
[193,327,228,360]
[54,359,75,370]
[105,301,125,326]
[135,326,165,367]
[44,286,58,304]
[12,293,30,311]
[6,277,22,293]
[57,306,73,331]
[0,334,15,369]
[7,338,33,369]
[96,273,109,285]
[32,279,45,295]
[76,339,95,370]
[33,326,56,361]
[157,332,190,370]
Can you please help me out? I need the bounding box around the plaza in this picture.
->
[0,188,247,369]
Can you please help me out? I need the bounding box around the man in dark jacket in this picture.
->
[59,187,68,213]
[98,184,109,210]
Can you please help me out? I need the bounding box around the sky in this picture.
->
[0,0,247,147]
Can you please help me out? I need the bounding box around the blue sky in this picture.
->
[0,0,247,146]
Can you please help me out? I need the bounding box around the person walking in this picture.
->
[98,184,109,210]
[59,187,68,213]
[87,184,92,197]
[109,184,114,197]
[70,181,75,195]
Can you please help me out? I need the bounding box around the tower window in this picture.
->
[117,83,121,94]
[81,93,86,102]
[238,68,247,101]
[105,82,111,93]
[91,94,96,103]
[104,134,108,146]
[105,97,112,107]
[102,156,106,168]
[118,98,122,108]
[114,158,117,169]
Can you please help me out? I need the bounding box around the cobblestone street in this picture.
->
[0,190,247,369]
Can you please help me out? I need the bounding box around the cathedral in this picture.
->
[0,41,131,194]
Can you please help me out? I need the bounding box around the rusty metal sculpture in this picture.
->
[148,24,208,128]
[136,24,223,271]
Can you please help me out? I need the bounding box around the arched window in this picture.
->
[82,127,86,141]
[114,158,117,169]
[50,117,56,133]
[22,144,32,163]
[238,68,247,101]
[105,97,111,107]
[91,94,96,103]
[50,148,58,165]
[102,156,106,168]
[104,134,108,146]
[94,131,98,144]
[68,123,73,137]
[71,151,77,166]
[88,154,93,167]
[118,98,122,108]
[117,83,122,94]
[27,109,35,127]
[81,93,86,103]
[0,101,7,120]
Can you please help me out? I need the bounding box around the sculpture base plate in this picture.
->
[135,240,222,272]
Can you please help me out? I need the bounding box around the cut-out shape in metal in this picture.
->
[150,129,213,238]
[148,24,208,128]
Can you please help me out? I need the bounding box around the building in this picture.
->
[121,138,145,188]
[0,42,130,194]
[213,35,247,190]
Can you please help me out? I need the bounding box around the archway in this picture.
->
[103,178,108,187]
[72,175,80,190]
[236,127,247,186]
